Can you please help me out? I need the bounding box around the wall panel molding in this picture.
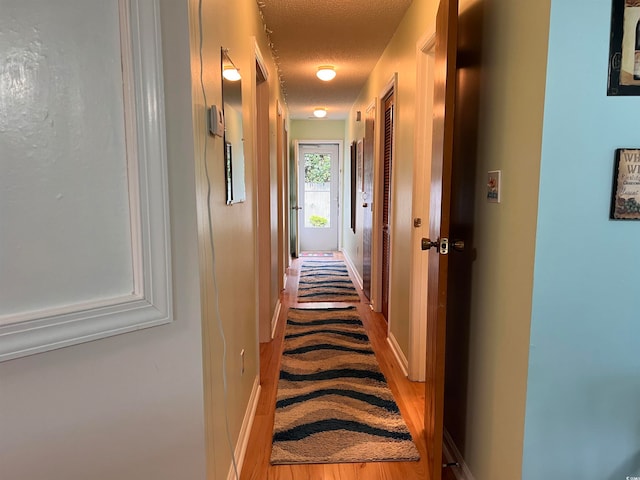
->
[0,0,172,361]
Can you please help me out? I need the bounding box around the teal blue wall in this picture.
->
[524,1,640,479]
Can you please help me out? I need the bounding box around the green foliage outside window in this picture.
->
[304,154,331,183]
[309,215,328,227]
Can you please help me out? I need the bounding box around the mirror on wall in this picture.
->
[221,48,246,204]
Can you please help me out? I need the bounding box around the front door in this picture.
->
[298,143,340,252]
[424,0,458,479]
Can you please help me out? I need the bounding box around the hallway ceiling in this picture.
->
[257,0,413,120]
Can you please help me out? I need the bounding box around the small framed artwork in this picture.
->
[607,0,640,95]
[487,170,501,203]
[224,141,233,205]
[350,141,357,233]
[356,139,364,192]
[611,148,640,219]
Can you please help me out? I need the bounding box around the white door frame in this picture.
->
[296,140,344,252]
[408,28,436,381]
[253,38,272,344]
[292,140,300,257]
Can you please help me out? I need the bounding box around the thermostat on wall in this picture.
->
[208,105,224,137]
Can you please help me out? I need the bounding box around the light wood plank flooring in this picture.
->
[240,253,430,480]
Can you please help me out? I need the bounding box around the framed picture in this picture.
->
[224,141,233,205]
[607,0,640,95]
[611,148,640,219]
[356,139,364,192]
[487,170,501,203]
[350,141,357,233]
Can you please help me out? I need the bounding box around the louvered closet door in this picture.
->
[381,92,394,321]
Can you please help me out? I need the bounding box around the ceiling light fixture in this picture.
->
[222,66,241,81]
[313,108,327,118]
[316,66,336,82]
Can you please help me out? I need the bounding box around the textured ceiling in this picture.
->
[257,0,413,119]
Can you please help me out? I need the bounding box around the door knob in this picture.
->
[292,206,302,210]
[422,237,464,254]
[421,238,439,251]
[452,240,465,251]
[362,203,369,208]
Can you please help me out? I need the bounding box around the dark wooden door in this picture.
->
[424,0,458,479]
[381,92,394,321]
[442,0,483,456]
[362,105,375,300]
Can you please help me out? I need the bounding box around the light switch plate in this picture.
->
[487,170,501,203]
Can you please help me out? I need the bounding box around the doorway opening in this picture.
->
[296,142,341,253]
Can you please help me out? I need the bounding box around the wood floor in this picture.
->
[240,253,430,480]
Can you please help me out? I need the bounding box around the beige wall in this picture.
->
[345,0,439,358]
[0,2,207,479]
[290,119,346,140]
[461,0,550,478]
[187,0,286,477]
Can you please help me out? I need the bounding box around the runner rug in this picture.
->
[270,307,420,464]
[299,251,335,257]
[297,260,360,303]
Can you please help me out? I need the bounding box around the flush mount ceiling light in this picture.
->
[223,66,241,81]
[316,66,336,81]
[313,108,327,118]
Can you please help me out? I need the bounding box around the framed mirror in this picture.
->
[221,48,246,204]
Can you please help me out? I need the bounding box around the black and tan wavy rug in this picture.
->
[297,260,360,303]
[270,307,420,465]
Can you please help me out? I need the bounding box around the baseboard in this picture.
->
[227,377,261,480]
[271,300,282,340]
[340,248,364,290]
[386,331,409,378]
[442,429,475,480]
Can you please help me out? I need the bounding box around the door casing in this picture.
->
[408,29,437,381]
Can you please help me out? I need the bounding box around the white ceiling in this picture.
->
[257,0,413,120]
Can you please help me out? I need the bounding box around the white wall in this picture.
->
[0,0,133,315]
[0,1,207,478]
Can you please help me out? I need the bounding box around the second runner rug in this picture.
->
[297,260,360,303]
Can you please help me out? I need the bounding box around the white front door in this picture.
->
[298,143,340,251]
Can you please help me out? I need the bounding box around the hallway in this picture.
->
[240,253,427,480]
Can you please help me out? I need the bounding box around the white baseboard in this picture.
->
[340,248,363,290]
[271,300,282,340]
[386,331,409,378]
[442,429,475,480]
[227,377,261,480]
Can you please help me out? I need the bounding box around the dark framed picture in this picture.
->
[611,148,640,219]
[607,0,640,95]
[224,141,233,205]
[356,139,364,192]
[350,141,357,233]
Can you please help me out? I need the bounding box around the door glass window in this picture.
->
[303,153,331,228]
